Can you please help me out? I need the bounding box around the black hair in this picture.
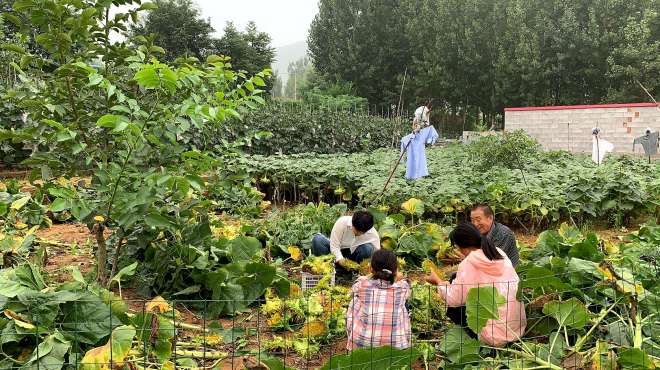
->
[449,222,503,261]
[471,204,494,218]
[352,211,374,233]
[371,249,397,283]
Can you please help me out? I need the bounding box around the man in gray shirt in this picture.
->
[470,204,519,267]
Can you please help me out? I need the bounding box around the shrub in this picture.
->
[225,101,409,154]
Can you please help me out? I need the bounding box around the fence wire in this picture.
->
[2,261,658,370]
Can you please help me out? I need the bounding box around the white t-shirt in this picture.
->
[330,216,381,261]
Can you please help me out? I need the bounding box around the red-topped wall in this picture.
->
[504,103,659,154]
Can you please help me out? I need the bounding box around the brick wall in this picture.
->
[504,103,660,154]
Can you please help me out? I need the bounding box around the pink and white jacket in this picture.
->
[437,248,526,346]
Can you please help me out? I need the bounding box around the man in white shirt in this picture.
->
[311,211,380,266]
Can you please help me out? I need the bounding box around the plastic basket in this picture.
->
[301,269,335,291]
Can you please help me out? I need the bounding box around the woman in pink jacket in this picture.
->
[427,222,526,347]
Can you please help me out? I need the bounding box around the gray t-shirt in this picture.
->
[633,132,659,156]
[487,222,519,267]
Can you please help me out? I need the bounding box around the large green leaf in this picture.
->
[228,236,262,262]
[61,294,120,345]
[542,298,589,329]
[110,262,138,287]
[134,67,160,89]
[237,262,277,303]
[568,233,604,262]
[439,327,481,364]
[520,266,567,291]
[320,346,420,370]
[144,212,174,230]
[20,332,71,370]
[618,348,656,369]
[465,286,506,334]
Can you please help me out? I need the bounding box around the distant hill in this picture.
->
[273,40,307,84]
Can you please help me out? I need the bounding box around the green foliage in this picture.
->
[0,0,275,306]
[130,0,214,62]
[409,281,446,334]
[246,141,660,226]
[0,263,127,369]
[320,346,421,370]
[542,298,590,330]
[465,286,506,334]
[254,202,347,255]
[439,327,481,365]
[309,0,411,106]
[310,0,659,124]
[226,101,407,155]
[467,130,541,171]
[212,21,275,80]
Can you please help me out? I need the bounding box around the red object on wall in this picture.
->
[505,102,658,112]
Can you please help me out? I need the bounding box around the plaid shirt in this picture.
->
[346,277,412,350]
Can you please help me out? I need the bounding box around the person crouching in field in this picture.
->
[311,211,380,268]
[426,222,526,346]
[346,249,412,350]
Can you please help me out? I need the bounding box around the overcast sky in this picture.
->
[113,1,318,47]
[194,0,318,47]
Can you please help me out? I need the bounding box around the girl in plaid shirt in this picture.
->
[346,249,412,350]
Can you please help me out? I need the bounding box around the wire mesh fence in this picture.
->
[3,256,658,370]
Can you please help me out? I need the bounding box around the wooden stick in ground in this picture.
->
[370,137,413,205]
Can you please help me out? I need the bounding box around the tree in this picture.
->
[283,57,310,99]
[131,0,214,62]
[308,0,413,107]
[271,71,283,98]
[2,0,269,286]
[607,6,660,101]
[310,0,659,128]
[212,21,275,89]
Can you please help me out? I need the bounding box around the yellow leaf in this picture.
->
[604,241,620,255]
[287,246,303,261]
[297,320,326,338]
[266,312,282,327]
[339,259,359,271]
[145,296,170,314]
[440,205,454,213]
[25,225,39,235]
[0,182,6,192]
[260,200,271,210]
[401,198,424,216]
[93,215,105,222]
[55,177,69,187]
[10,196,30,210]
[80,325,136,370]
[597,266,615,281]
[14,221,27,230]
[421,259,445,279]
[289,283,302,298]
[359,259,371,275]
